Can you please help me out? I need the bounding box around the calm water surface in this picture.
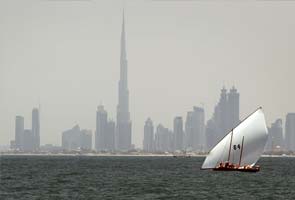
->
[0,156,294,199]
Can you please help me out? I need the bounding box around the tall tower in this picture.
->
[192,107,205,152]
[285,113,295,151]
[143,118,154,152]
[96,105,108,151]
[32,108,40,150]
[269,119,283,151]
[107,120,116,151]
[15,116,24,150]
[227,86,240,131]
[116,11,132,151]
[185,111,193,150]
[173,116,183,151]
[184,107,205,152]
[219,87,228,137]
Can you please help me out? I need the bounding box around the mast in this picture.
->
[227,129,233,162]
[239,136,245,167]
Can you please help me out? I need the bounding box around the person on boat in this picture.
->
[217,162,226,168]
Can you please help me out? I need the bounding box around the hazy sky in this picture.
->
[1,0,295,147]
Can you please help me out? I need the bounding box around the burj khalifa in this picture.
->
[116,11,132,151]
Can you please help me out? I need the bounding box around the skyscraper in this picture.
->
[143,118,154,152]
[96,105,108,151]
[265,119,284,152]
[106,120,115,151]
[227,86,240,130]
[193,107,205,152]
[264,126,272,152]
[62,125,92,151]
[15,116,24,150]
[218,87,228,139]
[154,124,173,152]
[173,116,184,151]
[205,119,217,151]
[206,86,240,148]
[23,129,34,152]
[32,108,40,150]
[81,129,92,150]
[285,113,295,152]
[62,125,81,151]
[271,119,284,151]
[116,12,132,151]
[185,111,193,150]
[185,107,205,151]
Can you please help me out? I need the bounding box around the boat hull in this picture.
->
[213,165,260,173]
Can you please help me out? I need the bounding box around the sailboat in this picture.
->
[201,107,268,172]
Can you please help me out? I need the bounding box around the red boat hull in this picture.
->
[213,164,260,172]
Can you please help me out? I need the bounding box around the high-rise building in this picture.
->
[265,119,284,152]
[265,126,272,152]
[116,12,132,151]
[14,108,41,151]
[173,116,184,151]
[62,125,92,151]
[62,125,81,150]
[206,86,240,150]
[217,87,228,139]
[143,118,154,152]
[185,107,205,151]
[96,105,108,151]
[154,124,173,152]
[168,130,174,152]
[192,107,205,151]
[32,108,40,150]
[227,86,240,130]
[205,119,217,151]
[185,111,193,150]
[272,119,284,150]
[23,129,34,152]
[106,120,115,151]
[215,86,240,140]
[81,129,92,150]
[285,113,295,152]
[15,116,24,150]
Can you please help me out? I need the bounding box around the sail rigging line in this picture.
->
[239,136,245,167]
[227,129,233,162]
[206,107,262,156]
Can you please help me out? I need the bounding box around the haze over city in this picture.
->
[1,0,295,148]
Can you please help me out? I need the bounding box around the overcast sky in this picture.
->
[1,0,295,147]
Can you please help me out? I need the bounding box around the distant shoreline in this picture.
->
[0,153,205,157]
[1,153,295,158]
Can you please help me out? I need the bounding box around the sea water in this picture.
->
[0,156,294,199]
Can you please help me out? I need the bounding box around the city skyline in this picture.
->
[8,86,295,153]
[1,1,295,147]
[11,108,40,151]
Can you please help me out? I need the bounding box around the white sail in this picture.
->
[201,108,268,169]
